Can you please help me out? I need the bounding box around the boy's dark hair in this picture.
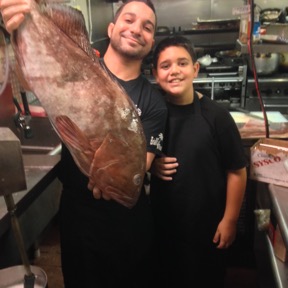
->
[152,36,197,69]
[113,0,157,25]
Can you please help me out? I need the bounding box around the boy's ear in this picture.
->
[194,62,200,77]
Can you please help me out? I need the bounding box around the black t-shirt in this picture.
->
[116,75,167,156]
[57,66,167,287]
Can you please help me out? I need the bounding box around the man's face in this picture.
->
[108,2,156,60]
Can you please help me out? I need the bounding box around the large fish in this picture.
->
[12,0,146,208]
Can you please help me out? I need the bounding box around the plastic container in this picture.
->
[253,8,261,43]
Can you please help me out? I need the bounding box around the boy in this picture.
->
[150,36,248,287]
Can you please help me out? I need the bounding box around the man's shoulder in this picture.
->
[140,75,167,105]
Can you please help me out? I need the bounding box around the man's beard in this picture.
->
[110,37,149,60]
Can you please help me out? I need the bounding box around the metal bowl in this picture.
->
[0,265,47,288]
[279,52,288,71]
[248,53,280,75]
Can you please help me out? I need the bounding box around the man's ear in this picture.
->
[107,23,114,38]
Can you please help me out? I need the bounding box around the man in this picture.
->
[0,1,167,287]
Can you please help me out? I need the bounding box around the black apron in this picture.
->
[151,92,226,287]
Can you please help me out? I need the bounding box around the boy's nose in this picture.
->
[171,65,180,74]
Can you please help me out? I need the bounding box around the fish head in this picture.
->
[89,132,146,208]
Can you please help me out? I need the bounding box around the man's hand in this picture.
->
[0,0,31,33]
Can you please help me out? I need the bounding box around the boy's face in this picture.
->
[108,2,155,60]
[154,46,199,104]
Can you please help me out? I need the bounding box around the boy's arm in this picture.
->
[150,156,178,181]
[213,167,247,249]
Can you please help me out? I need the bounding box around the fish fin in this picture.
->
[55,115,90,150]
[105,186,137,209]
[43,3,98,61]
[56,115,94,176]
[89,133,143,208]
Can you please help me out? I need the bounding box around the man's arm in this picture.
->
[146,152,156,172]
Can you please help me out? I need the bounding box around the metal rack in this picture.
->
[236,39,288,53]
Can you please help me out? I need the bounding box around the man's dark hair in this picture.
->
[152,36,197,69]
[113,0,157,25]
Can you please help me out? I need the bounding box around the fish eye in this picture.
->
[133,174,142,186]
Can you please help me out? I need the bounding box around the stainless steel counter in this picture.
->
[255,183,288,288]
[269,184,288,251]
[0,153,61,268]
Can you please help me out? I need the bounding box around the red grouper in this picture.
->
[11,0,146,208]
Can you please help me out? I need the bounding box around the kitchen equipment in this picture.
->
[245,75,288,115]
[260,8,286,24]
[214,50,243,66]
[264,23,288,40]
[193,55,247,109]
[215,50,242,59]
[156,26,170,35]
[248,53,280,75]
[279,52,288,71]
[0,128,47,288]
[197,54,217,67]
[0,265,47,288]
[196,17,240,30]
[260,34,288,44]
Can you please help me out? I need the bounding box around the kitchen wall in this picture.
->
[69,0,288,52]
[151,0,287,29]
[152,0,245,29]
[70,0,114,56]
[71,0,288,39]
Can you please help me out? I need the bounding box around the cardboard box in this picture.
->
[273,225,288,263]
[250,138,288,187]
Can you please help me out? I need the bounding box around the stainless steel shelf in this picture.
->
[236,39,288,54]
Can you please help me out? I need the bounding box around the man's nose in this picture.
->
[130,22,142,35]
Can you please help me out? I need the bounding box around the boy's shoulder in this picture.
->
[200,94,228,113]
[200,95,234,123]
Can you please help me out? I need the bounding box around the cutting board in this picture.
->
[230,111,288,124]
